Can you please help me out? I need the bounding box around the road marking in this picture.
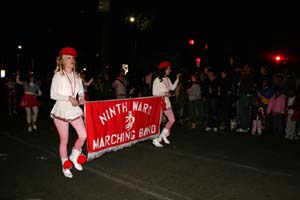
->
[1,131,296,200]
[2,132,296,179]
[85,164,192,200]
[145,145,294,178]
[0,132,192,200]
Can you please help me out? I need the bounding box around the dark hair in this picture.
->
[154,68,167,82]
[207,66,216,73]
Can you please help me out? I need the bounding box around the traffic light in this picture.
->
[273,54,284,63]
[196,57,201,67]
[275,55,281,61]
[188,39,195,46]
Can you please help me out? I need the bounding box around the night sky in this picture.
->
[1,0,300,75]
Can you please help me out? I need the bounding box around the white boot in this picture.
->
[27,123,32,132]
[32,121,37,130]
[161,128,170,144]
[69,148,84,171]
[152,138,163,147]
[61,158,73,178]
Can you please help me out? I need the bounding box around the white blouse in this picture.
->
[152,77,179,109]
[50,72,85,121]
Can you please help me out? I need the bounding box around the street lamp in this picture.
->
[17,44,23,69]
[129,16,135,23]
[125,13,151,84]
[127,15,137,84]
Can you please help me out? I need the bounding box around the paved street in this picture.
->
[1,103,300,200]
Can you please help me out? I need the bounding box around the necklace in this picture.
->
[64,71,76,97]
[163,77,170,90]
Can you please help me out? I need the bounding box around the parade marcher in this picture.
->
[17,71,42,132]
[50,47,87,178]
[152,60,181,147]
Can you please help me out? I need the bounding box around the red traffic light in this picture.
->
[188,39,195,46]
[273,54,284,63]
[275,55,281,61]
[196,57,201,67]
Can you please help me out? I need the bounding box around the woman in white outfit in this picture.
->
[152,60,181,147]
[50,47,87,178]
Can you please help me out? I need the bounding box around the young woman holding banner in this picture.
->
[152,60,182,147]
[50,47,87,178]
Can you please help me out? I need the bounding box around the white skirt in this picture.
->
[50,100,83,121]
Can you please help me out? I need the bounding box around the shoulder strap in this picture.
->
[116,79,125,86]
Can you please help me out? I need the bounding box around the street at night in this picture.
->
[1,1,300,200]
[0,103,299,200]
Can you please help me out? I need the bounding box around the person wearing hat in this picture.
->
[152,60,182,147]
[50,47,87,178]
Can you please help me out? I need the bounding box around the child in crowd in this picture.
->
[285,88,298,140]
[251,94,265,136]
[266,88,286,137]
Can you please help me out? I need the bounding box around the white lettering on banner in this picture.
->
[87,97,163,160]
[92,130,136,150]
[99,102,128,125]
[132,101,152,115]
[139,125,156,137]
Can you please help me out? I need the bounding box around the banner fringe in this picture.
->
[87,135,157,161]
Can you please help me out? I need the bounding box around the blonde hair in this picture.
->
[54,55,80,77]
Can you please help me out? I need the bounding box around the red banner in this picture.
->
[85,96,163,161]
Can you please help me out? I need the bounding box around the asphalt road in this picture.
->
[1,104,300,200]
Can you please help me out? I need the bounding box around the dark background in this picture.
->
[0,0,300,81]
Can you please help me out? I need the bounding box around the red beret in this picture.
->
[59,47,78,58]
[158,60,172,69]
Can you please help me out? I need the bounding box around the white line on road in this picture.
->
[1,132,192,200]
[145,145,294,178]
